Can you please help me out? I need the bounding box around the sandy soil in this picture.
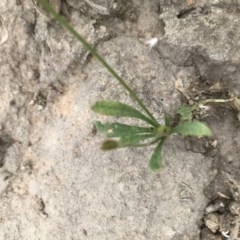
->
[0,1,240,239]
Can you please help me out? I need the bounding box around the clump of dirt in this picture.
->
[0,133,14,167]
[201,162,240,239]
[176,76,240,239]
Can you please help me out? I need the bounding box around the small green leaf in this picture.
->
[177,105,197,121]
[173,121,212,137]
[149,138,166,171]
[101,134,156,150]
[94,121,154,137]
[118,133,155,147]
[91,101,158,126]
[101,140,119,150]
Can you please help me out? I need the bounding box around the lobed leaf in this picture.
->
[91,101,158,126]
[149,137,166,171]
[173,121,212,137]
[177,105,195,121]
[94,121,154,138]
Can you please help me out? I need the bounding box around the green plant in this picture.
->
[38,0,213,170]
[91,101,212,170]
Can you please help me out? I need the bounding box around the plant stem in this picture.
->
[200,99,233,104]
[38,0,159,125]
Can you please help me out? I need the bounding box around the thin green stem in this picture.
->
[38,0,159,125]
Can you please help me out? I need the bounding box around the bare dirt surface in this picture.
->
[0,0,240,239]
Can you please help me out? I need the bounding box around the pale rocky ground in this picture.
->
[0,0,240,239]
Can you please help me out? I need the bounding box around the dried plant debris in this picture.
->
[0,133,14,168]
[202,174,240,239]
[201,91,240,123]
[0,16,8,45]
[177,80,240,123]
[84,0,129,16]
[84,0,110,15]
[228,93,240,122]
